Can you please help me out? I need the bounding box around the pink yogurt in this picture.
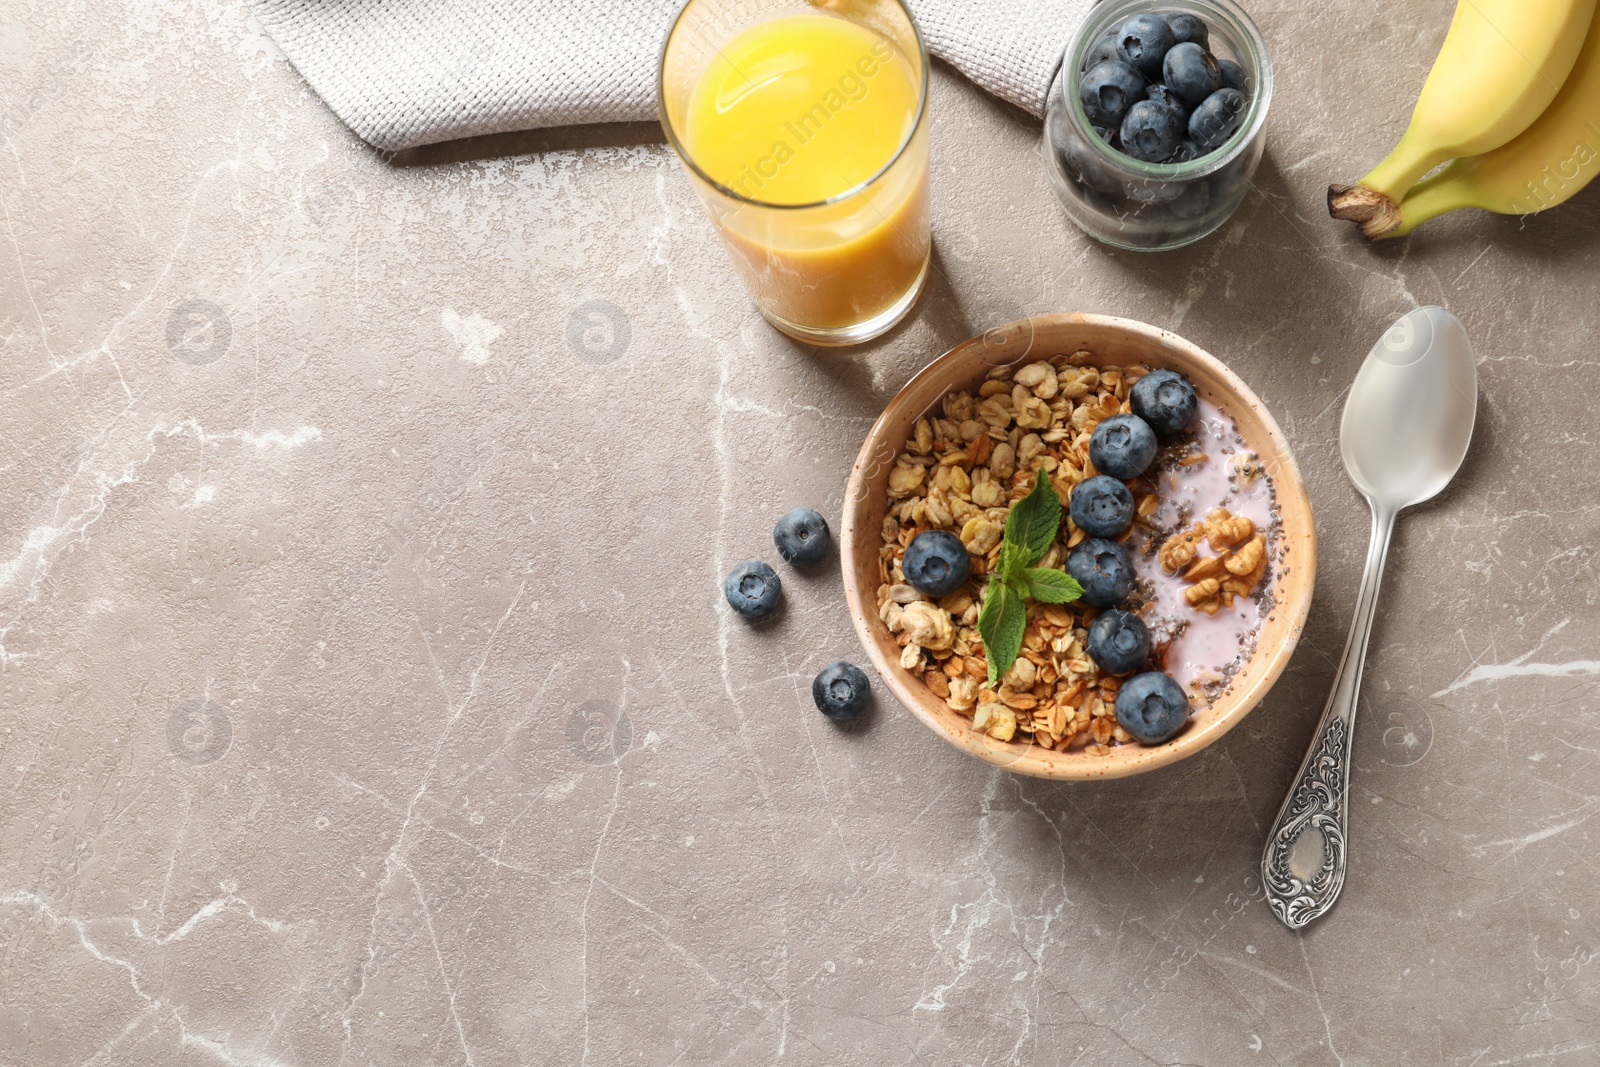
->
[1129,398,1278,695]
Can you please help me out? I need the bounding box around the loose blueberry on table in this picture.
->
[773,507,831,566]
[813,661,871,721]
[724,560,781,619]
[1076,11,1252,166]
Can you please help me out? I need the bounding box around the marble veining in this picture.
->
[2,1,1598,1064]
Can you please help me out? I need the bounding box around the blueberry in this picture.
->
[1115,14,1175,80]
[813,661,871,722]
[1169,179,1212,219]
[902,530,970,598]
[1165,13,1209,48]
[1124,175,1185,205]
[1059,123,1124,195]
[773,507,831,566]
[1189,87,1248,150]
[1078,59,1147,130]
[1085,28,1121,69]
[1144,83,1190,122]
[1069,475,1136,538]
[724,560,781,619]
[1129,368,1198,437]
[1119,100,1185,163]
[1086,609,1152,675]
[1168,139,1204,163]
[1114,671,1191,744]
[1218,58,1250,93]
[1065,538,1134,608]
[1089,413,1159,479]
[1163,43,1222,105]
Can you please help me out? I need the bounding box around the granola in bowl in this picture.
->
[874,349,1281,756]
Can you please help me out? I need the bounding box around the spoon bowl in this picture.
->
[1341,306,1478,510]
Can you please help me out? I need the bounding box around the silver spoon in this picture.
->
[1261,306,1478,929]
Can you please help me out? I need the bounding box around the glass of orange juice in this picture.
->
[659,0,930,346]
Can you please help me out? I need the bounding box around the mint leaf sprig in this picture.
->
[975,470,1083,685]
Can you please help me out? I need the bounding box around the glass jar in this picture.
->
[1044,0,1273,251]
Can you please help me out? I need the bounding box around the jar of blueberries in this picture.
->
[1044,0,1272,251]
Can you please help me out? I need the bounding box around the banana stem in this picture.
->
[1329,183,1401,231]
[1373,172,1470,239]
[1329,134,1453,228]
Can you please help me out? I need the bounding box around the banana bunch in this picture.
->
[1328,0,1600,239]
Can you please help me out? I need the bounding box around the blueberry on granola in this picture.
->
[1115,671,1190,744]
[1086,609,1151,675]
[1129,368,1198,437]
[724,560,781,619]
[813,661,871,721]
[1069,475,1136,538]
[1065,537,1134,607]
[902,530,970,598]
[774,507,831,567]
[1089,413,1158,479]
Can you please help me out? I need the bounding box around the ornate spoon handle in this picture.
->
[1261,504,1396,929]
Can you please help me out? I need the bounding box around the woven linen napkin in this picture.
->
[247,0,1090,151]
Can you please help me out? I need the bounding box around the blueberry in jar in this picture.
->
[1167,139,1204,164]
[1079,59,1147,129]
[1144,83,1190,122]
[1089,413,1159,479]
[1218,57,1250,94]
[1115,671,1191,744]
[1189,87,1248,150]
[1205,154,1251,211]
[1164,12,1209,47]
[1169,179,1212,220]
[1086,609,1151,675]
[725,560,781,619]
[773,507,831,566]
[902,530,970,597]
[1129,368,1198,437]
[1086,28,1122,69]
[1069,474,1136,538]
[1066,537,1134,608]
[813,661,871,722]
[1119,99,1186,163]
[1115,13,1175,80]
[1163,42,1222,105]
[1124,175,1186,205]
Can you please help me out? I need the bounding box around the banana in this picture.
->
[1328,0,1599,233]
[1370,12,1600,239]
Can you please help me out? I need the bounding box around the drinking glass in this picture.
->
[659,0,930,346]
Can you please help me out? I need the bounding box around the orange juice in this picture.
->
[680,12,929,335]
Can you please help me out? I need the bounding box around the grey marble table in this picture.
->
[3,3,1599,1064]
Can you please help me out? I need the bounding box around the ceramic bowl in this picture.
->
[840,313,1316,780]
